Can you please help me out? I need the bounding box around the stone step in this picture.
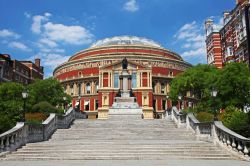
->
[24,141,213,148]
[3,156,235,160]
[23,144,217,148]
[4,153,234,160]
[2,118,237,161]
[15,149,225,153]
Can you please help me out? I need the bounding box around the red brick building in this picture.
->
[205,0,250,68]
[53,36,191,118]
[0,54,43,84]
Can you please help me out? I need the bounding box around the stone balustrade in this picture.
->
[214,121,250,156]
[171,107,186,128]
[0,107,78,156]
[0,123,25,153]
[169,108,250,159]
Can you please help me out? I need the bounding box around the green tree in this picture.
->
[27,78,68,108]
[169,64,219,111]
[222,106,250,137]
[0,82,24,133]
[216,63,250,109]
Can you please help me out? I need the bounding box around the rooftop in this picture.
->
[90,36,162,48]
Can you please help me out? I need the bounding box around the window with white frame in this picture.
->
[86,83,91,94]
[226,46,234,57]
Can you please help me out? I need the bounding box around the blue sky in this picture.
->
[0,0,235,77]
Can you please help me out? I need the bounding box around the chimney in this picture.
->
[205,19,214,36]
[236,0,248,5]
[35,58,40,67]
[223,11,230,25]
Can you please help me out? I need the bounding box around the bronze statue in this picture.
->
[122,57,128,69]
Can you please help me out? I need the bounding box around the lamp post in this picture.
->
[78,95,81,111]
[178,93,182,111]
[22,88,29,122]
[63,96,67,113]
[211,88,218,121]
[166,94,169,109]
[166,94,169,116]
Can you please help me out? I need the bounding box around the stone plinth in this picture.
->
[98,107,109,119]
[142,107,154,119]
[85,111,98,119]
[115,97,135,103]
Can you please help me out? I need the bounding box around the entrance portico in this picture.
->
[97,60,154,119]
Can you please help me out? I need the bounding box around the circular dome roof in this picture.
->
[90,36,162,48]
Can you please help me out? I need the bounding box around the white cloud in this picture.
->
[29,53,70,77]
[24,12,31,18]
[43,22,94,45]
[31,12,51,34]
[40,48,65,53]
[41,53,70,68]
[182,48,206,58]
[174,21,207,64]
[213,18,224,31]
[0,29,20,39]
[8,41,32,52]
[39,38,58,48]
[123,0,139,12]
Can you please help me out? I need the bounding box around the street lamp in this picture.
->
[166,94,169,108]
[178,93,182,111]
[22,88,29,122]
[63,96,67,113]
[78,95,81,111]
[166,93,170,116]
[211,88,218,121]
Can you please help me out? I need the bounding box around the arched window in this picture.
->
[70,84,74,95]
[161,83,165,94]
[78,83,81,95]
[132,72,137,88]
[114,72,119,88]
[86,83,91,94]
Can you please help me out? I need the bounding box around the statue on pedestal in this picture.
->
[122,57,128,69]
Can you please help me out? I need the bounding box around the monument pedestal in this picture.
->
[142,107,154,119]
[98,107,109,120]
[108,68,142,119]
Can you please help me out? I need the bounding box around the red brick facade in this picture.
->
[205,0,250,68]
[53,36,191,116]
[0,54,44,84]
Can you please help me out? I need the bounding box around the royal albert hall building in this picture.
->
[53,36,191,119]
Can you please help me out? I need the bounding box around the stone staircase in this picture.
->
[2,117,237,160]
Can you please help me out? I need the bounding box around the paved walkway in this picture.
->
[0,160,249,166]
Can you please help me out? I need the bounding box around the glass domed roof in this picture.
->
[90,36,162,48]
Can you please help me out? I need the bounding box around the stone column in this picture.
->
[73,83,77,96]
[146,73,149,88]
[123,76,128,91]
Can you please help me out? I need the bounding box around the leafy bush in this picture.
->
[196,112,214,122]
[31,101,60,115]
[0,113,16,134]
[222,108,250,137]
[183,107,197,114]
[25,112,47,122]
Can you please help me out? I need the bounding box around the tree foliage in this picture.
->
[27,77,70,108]
[170,63,250,137]
[170,64,219,111]
[0,78,71,134]
[217,63,250,109]
[0,82,23,133]
[222,106,250,137]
